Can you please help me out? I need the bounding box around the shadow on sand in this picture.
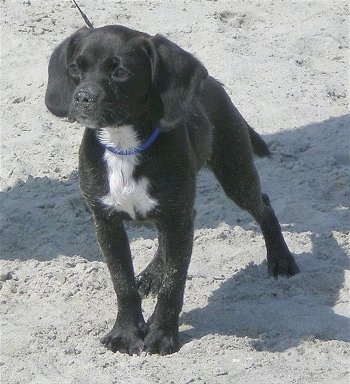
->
[1,115,349,351]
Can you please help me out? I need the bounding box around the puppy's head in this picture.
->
[45,25,208,131]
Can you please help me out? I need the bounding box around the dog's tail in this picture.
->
[248,125,270,157]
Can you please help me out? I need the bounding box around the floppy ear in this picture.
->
[147,35,208,132]
[45,28,91,117]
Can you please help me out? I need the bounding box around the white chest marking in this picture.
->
[98,126,158,219]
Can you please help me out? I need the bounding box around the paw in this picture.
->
[101,326,144,355]
[268,251,300,278]
[136,271,163,298]
[136,261,164,298]
[144,323,179,355]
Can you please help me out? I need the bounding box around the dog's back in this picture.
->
[198,77,270,161]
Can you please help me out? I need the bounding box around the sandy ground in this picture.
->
[1,0,349,383]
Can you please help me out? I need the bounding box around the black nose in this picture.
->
[74,86,99,106]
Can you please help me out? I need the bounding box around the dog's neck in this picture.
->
[97,125,160,156]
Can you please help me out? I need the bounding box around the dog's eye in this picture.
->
[68,63,81,78]
[111,67,130,80]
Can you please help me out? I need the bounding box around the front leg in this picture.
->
[93,211,145,355]
[144,216,194,355]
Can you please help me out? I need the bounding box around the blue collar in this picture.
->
[103,128,161,156]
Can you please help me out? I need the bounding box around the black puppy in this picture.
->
[45,25,300,355]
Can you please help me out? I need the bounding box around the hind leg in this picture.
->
[209,132,300,277]
[136,230,166,297]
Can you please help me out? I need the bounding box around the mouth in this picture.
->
[68,105,126,128]
[69,111,102,129]
[77,115,99,127]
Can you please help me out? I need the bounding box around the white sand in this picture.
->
[1,1,349,383]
